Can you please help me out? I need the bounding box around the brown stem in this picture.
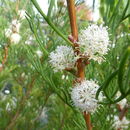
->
[66,0,92,130]
[77,58,85,80]
[84,112,92,130]
[67,0,78,41]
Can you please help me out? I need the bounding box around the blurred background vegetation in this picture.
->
[0,0,130,129]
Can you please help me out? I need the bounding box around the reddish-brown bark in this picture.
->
[66,0,92,129]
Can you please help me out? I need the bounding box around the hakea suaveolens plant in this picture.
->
[49,24,110,114]
[71,80,103,113]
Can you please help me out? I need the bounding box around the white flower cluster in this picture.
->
[78,24,109,63]
[5,10,26,44]
[71,80,103,113]
[113,116,130,130]
[49,24,110,72]
[49,45,78,72]
[5,19,21,44]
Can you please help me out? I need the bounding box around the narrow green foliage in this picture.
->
[31,0,73,46]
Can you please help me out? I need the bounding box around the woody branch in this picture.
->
[66,0,92,130]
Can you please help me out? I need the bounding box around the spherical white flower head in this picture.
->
[113,116,130,130]
[71,80,103,113]
[18,10,26,20]
[5,20,21,39]
[10,33,21,44]
[78,24,109,63]
[49,45,77,72]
